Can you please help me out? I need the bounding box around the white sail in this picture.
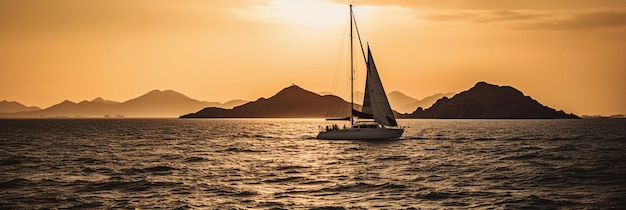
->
[364,46,397,126]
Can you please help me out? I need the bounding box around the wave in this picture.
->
[68,201,106,209]
[495,195,577,209]
[0,156,42,166]
[376,155,410,161]
[263,176,305,183]
[122,165,178,175]
[501,152,542,160]
[548,137,581,141]
[413,191,452,200]
[516,146,544,152]
[474,137,496,141]
[160,154,184,161]
[276,165,311,171]
[501,151,571,162]
[405,137,429,140]
[235,133,275,139]
[81,178,183,193]
[255,201,286,208]
[184,156,209,162]
[0,178,30,189]
[309,206,347,210]
[316,182,408,193]
[200,183,258,197]
[144,165,177,172]
[301,180,331,185]
[223,147,264,153]
[0,157,24,166]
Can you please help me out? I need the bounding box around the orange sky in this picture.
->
[1,0,625,116]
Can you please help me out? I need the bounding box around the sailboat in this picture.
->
[316,5,404,140]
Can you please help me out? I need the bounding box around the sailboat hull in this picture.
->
[316,127,404,140]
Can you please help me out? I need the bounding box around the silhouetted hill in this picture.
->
[402,82,579,119]
[115,90,211,117]
[0,100,41,113]
[2,82,580,119]
[0,90,246,118]
[2,98,123,118]
[44,99,119,117]
[181,85,353,118]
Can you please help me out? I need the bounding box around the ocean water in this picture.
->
[0,118,625,209]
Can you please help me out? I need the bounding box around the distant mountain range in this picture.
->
[320,91,454,114]
[182,82,578,119]
[0,100,42,113]
[0,90,247,118]
[387,91,455,114]
[2,82,580,119]
[401,82,579,119]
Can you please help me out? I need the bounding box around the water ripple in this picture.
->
[0,118,624,209]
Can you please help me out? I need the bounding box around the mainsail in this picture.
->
[360,46,398,126]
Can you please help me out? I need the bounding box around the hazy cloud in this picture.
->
[421,12,475,22]
[420,9,626,31]
[420,10,541,23]
[520,11,626,30]
[476,10,539,23]
[331,0,626,10]
[0,0,255,38]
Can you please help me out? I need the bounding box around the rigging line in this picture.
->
[326,11,351,118]
[351,8,367,65]
[331,16,350,98]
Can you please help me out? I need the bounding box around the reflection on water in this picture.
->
[0,119,625,208]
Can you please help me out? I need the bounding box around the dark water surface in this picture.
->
[1,119,625,209]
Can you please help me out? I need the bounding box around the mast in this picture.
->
[349,4,354,126]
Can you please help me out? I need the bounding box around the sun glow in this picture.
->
[229,0,423,34]
[231,0,347,27]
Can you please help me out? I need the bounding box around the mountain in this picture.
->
[2,82,579,119]
[387,91,419,114]
[113,90,211,117]
[395,92,456,114]
[1,97,123,118]
[322,91,454,114]
[387,91,455,114]
[0,90,248,118]
[181,85,354,118]
[41,99,119,117]
[0,100,41,113]
[402,82,579,119]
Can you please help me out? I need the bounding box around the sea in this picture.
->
[0,118,625,209]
